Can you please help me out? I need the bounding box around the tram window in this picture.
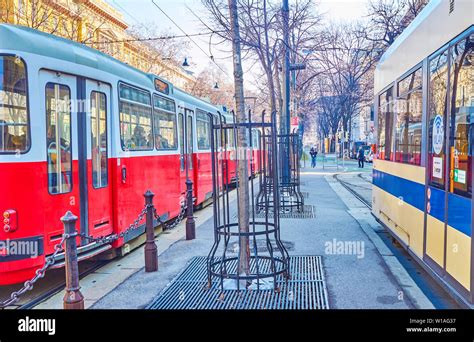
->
[428,50,449,189]
[377,87,394,161]
[153,95,177,150]
[0,56,29,153]
[119,84,152,151]
[179,113,184,170]
[90,91,108,189]
[186,114,193,169]
[46,83,72,194]
[394,68,423,165]
[448,35,473,197]
[196,110,211,150]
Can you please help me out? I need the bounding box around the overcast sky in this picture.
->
[106,0,370,87]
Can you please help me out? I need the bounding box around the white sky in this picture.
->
[106,0,370,87]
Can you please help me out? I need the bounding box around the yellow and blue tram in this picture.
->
[372,0,474,306]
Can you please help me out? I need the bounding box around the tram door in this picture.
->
[84,80,113,238]
[178,110,195,199]
[40,71,80,253]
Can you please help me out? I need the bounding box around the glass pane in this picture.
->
[398,68,422,96]
[187,114,193,169]
[119,100,153,151]
[119,84,151,106]
[46,83,72,194]
[154,109,177,149]
[449,35,473,197]
[377,87,394,160]
[429,50,449,189]
[153,95,175,112]
[197,110,210,150]
[394,88,423,165]
[179,113,184,170]
[91,91,108,188]
[0,56,29,153]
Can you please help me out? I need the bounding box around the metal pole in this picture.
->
[144,190,158,272]
[281,0,290,184]
[185,179,196,240]
[61,211,84,310]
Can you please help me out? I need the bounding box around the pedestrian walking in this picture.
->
[310,147,318,168]
[358,147,365,168]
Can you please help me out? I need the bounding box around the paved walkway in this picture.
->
[81,161,431,309]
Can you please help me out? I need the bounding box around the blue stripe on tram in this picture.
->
[372,169,472,237]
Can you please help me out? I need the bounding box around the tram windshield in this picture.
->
[0,55,29,153]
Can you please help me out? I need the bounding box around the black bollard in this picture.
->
[61,211,84,310]
[185,179,196,240]
[144,190,158,272]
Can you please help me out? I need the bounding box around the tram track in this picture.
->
[333,173,372,209]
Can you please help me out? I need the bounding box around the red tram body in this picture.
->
[0,25,261,285]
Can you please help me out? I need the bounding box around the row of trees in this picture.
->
[198,0,428,147]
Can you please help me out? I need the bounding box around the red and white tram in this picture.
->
[0,24,255,285]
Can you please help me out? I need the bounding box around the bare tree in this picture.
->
[363,0,428,52]
[228,0,250,278]
[126,23,190,74]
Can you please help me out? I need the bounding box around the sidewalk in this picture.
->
[82,165,431,309]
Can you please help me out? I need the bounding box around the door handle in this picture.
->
[198,158,201,169]
[121,166,127,184]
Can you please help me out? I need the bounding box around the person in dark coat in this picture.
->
[358,147,365,168]
[310,147,318,168]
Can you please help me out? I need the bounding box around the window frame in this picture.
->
[118,81,153,152]
[196,109,212,151]
[0,54,31,155]
[376,84,396,161]
[153,93,178,151]
[90,90,109,189]
[45,82,73,195]
[394,63,424,165]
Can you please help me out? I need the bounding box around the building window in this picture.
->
[196,110,211,150]
[119,84,152,151]
[394,68,423,165]
[377,87,395,161]
[0,55,29,153]
[46,83,72,194]
[448,34,474,197]
[153,95,177,149]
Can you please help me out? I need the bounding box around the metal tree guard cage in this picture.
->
[256,129,304,213]
[207,110,290,292]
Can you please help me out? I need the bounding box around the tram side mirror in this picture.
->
[121,166,127,184]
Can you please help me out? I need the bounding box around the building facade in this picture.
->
[0,0,195,88]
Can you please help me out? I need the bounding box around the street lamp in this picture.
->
[182,57,190,67]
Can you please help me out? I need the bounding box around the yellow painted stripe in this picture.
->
[372,185,424,258]
[373,159,425,184]
[446,225,471,290]
[426,215,445,267]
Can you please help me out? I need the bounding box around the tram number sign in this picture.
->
[432,115,444,155]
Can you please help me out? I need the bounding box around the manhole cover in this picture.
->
[147,256,329,310]
[226,240,295,253]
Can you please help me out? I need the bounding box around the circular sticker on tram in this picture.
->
[432,115,444,155]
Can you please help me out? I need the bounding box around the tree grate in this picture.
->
[233,205,316,219]
[147,256,329,310]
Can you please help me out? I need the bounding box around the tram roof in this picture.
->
[374,0,474,94]
[0,24,158,89]
[0,24,227,113]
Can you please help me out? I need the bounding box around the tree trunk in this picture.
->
[228,0,250,278]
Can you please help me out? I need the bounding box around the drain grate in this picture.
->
[147,256,329,310]
[233,205,316,219]
[226,239,295,253]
